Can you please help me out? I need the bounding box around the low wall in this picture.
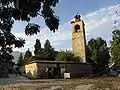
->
[25,63,38,78]
[65,63,92,77]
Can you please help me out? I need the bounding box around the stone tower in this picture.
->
[71,14,86,63]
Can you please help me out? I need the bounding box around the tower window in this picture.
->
[74,24,80,32]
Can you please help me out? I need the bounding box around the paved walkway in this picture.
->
[0,74,28,85]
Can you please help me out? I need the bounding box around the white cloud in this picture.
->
[13,4,120,52]
[83,4,120,41]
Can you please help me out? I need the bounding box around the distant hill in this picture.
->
[11,50,58,64]
[11,51,25,64]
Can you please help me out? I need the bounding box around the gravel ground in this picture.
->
[0,75,120,90]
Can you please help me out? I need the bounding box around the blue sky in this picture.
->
[13,0,120,53]
[13,0,120,32]
[55,0,120,23]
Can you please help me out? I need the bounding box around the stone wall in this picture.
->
[37,63,57,78]
[25,63,38,77]
[72,20,86,63]
[24,61,92,78]
[65,63,92,77]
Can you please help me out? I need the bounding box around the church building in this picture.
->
[20,15,92,79]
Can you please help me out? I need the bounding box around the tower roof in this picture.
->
[74,14,81,22]
[71,14,81,24]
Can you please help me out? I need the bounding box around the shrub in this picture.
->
[55,50,81,62]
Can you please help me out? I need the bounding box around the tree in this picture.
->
[44,39,55,58]
[55,50,80,62]
[87,37,110,70]
[114,5,120,29]
[0,0,59,66]
[24,48,32,60]
[17,53,23,67]
[34,39,41,55]
[86,45,95,65]
[0,0,59,77]
[110,29,120,67]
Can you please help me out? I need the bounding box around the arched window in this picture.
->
[74,24,80,32]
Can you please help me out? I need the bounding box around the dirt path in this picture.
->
[0,74,28,85]
[0,76,120,90]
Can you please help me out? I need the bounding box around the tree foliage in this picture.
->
[34,39,41,55]
[55,50,80,62]
[33,39,58,60]
[110,29,120,67]
[44,39,55,58]
[87,37,110,70]
[0,0,59,64]
[17,53,23,67]
[24,48,32,60]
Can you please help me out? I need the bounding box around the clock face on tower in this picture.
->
[74,24,80,32]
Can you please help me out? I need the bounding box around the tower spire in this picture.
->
[74,14,81,22]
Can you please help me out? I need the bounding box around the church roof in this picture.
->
[24,60,91,65]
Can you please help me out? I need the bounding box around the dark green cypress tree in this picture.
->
[17,53,23,67]
[44,39,55,59]
[34,39,41,55]
[24,48,32,60]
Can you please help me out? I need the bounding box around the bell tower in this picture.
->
[71,14,86,63]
